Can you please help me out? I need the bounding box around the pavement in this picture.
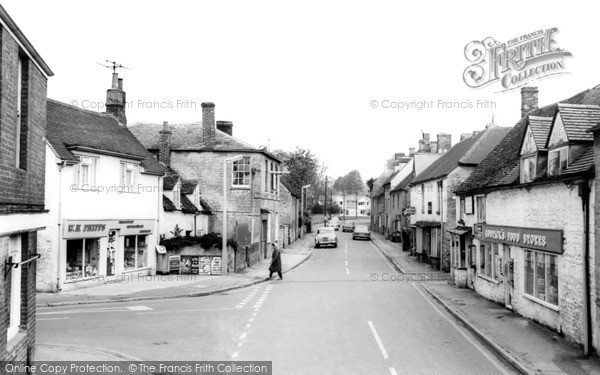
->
[36,233,316,308]
[370,230,600,375]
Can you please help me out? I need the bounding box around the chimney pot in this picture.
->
[106,73,127,125]
[423,133,430,142]
[409,147,416,156]
[520,86,539,118]
[118,78,123,91]
[111,73,118,89]
[430,141,438,153]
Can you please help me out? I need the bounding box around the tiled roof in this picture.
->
[199,197,213,213]
[528,116,553,149]
[562,146,594,175]
[459,126,512,165]
[181,179,199,195]
[382,170,400,186]
[456,83,600,194]
[390,174,413,193]
[411,132,484,185]
[281,176,301,198]
[163,176,179,191]
[163,196,177,211]
[128,122,280,161]
[46,99,165,175]
[371,170,394,198]
[556,103,600,142]
[181,195,199,214]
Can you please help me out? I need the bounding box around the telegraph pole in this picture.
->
[324,176,328,223]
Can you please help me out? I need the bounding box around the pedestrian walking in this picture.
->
[268,242,282,280]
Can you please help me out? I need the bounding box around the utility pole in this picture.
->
[324,176,328,222]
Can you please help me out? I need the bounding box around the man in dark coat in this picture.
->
[268,242,282,280]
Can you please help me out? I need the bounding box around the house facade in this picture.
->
[0,4,53,362]
[129,103,283,259]
[161,175,212,239]
[333,194,371,217]
[38,76,166,292]
[279,177,301,248]
[455,86,600,352]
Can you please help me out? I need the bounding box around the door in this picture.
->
[504,246,514,309]
[261,219,268,259]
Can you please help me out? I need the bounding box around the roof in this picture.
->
[163,191,212,214]
[46,99,166,175]
[459,126,512,165]
[281,175,301,198]
[382,170,400,187]
[371,170,394,198]
[527,116,553,149]
[456,84,600,194]
[198,198,213,213]
[163,196,177,211]
[128,122,281,162]
[554,103,600,142]
[163,176,179,190]
[0,4,53,76]
[180,195,199,214]
[411,132,485,185]
[390,173,413,193]
[181,180,199,195]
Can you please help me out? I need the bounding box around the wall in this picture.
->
[472,182,591,346]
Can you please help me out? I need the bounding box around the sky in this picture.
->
[3,0,599,181]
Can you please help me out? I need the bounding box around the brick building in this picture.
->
[38,75,166,292]
[129,103,283,260]
[455,86,600,353]
[0,4,53,362]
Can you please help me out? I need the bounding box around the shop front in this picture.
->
[473,224,562,312]
[448,226,474,288]
[61,219,156,290]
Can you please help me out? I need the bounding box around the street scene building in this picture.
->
[0,4,53,363]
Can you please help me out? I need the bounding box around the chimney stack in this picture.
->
[521,87,538,118]
[159,121,172,166]
[202,102,216,150]
[430,141,438,153]
[460,133,473,141]
[409,147,416,156]
[216,120,233,136]
[106,73,127,125]
[436,133,452,153]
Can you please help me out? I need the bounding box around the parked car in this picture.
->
[315,227,338,248]
[342,222,355,232]
[327,219,340,231]
[352,225,371,240]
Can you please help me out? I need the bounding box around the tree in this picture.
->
[366,177,375,194]
[273,147,324,208]
[333,170,367,194]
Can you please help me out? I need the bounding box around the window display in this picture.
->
[66,238,99,280]
[124,234,147,270]
[524,249,558,306]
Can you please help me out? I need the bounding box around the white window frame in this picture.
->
[120,161,139,189]
[478,242,502,281]
[476,195,486,223]
[520,154,536,183]
[547,146,568,176]
[173,183,181,209]
[524,249,559,308]
[232,156,251,187]
[7,235,22,341]
[76,155,98,187]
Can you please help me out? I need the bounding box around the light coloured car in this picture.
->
[352,225,371,240]
[315,227,338,248]
[341,222,355,232]
[327,219,340,231]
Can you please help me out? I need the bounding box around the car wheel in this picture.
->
[352,236,356,240]
[315,243,320,248]
[333,243,337,248]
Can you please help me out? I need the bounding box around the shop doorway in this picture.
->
[107,230,117,276]
[504,247,513,309]
[261,219,268,259]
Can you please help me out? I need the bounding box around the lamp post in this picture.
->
[223,155,243,275]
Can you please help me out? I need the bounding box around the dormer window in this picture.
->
[520,154,536,183]
[548,147,568,176]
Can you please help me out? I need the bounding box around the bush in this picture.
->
[160,232,237,251]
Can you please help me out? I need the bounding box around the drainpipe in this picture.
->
[56,160,66,291]
[578,180,592,355]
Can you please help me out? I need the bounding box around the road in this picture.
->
[37,226,517,375]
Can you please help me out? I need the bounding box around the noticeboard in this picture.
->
[211,257,222,275]
[168,255,181,273]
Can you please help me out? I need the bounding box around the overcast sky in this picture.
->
[4,0,598,180]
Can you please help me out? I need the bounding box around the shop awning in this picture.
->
[447,227,471,235]
[415,221,441,228]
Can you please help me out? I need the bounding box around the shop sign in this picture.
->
[63,219,155,239]
[169,255,181,273]
[404,207,416,215]
[480,224,563,254]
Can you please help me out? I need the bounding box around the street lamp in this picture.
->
[223,155,243,275]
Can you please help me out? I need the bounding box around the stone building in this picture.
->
[39,74,166,292]
[455,86,600,353]
[279,177,301,248]
[129,103,283,260]
[0,4,53,362]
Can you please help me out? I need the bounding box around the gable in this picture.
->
[548,113,568,148]
[520,126,537,155]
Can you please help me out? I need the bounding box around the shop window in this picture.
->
[524,250,558,306]
[520,155,536,183]
[124,235,148,270]
[233,156,251,187]
[7,234,22,341]
[477,196,486,222]
[66,238,99,280]
[479,242,502,280]
[548,147,568,176]
[76,156,97,187]
[120,162,139,188]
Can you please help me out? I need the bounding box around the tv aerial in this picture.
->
[97,60,130,73]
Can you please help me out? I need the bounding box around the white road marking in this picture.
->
[39,306,153,315]
[412,284,511,375]
[389,368,398,375]
[237,342,243,348]
[240,332,247,340]
[125,306,153,311]
[135,307,250,315]
[245,324,251,329]
[37,317,69,321]
[346,267,350,275]
[367,321,389,360]
[232,352,239,359]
